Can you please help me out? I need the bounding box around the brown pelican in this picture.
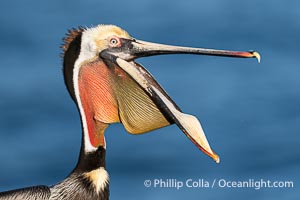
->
[0,24,260,200]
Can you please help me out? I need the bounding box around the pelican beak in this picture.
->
[103,38,260,63]
[100,38,260,163]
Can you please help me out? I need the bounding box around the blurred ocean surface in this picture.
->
[0,0,299,199]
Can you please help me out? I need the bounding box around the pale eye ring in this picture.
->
[109,37,120,46]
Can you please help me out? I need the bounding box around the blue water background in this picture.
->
[0,0,299,199]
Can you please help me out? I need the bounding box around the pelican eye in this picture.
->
[109,37,121,47]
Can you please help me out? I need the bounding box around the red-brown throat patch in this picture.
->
[78,60,120,147]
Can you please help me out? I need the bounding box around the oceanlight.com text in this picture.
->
[143,178,294,190]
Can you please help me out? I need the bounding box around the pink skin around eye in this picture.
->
[109,36,122,47]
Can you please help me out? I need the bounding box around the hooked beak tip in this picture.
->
[252,51,261,63]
